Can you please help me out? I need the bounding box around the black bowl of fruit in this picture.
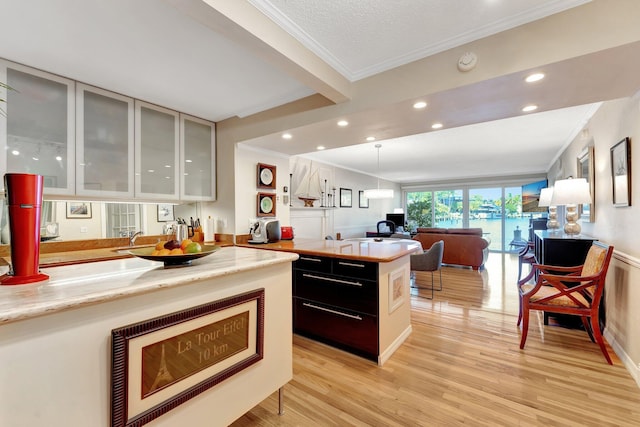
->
[127,239,221,267]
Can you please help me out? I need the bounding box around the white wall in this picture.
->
[552,95,640,385]
[235,145,291,236]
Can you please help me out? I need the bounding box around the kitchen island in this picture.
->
[238,238,422,365]
[0,246,297,427]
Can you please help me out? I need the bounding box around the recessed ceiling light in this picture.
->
[317,145,326,150]
[148,169,155,173]
[432,123,443,129]
[366,136,376,141]
[11,150,19,156]
[282,133,292,140]
[337,120,349,127]
[32,156,39,161]
[522,105,538,112]
[164,164,171,168]
[55,155,62,161]
[413,101,427,109]
[525,73,545,83]
[185,159,193,163]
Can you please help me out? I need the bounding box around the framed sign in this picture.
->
[257,163,276,189]
[611,137,631,207]
[111,289,265,427]
[257,192,276,217]
[340,188,352,208]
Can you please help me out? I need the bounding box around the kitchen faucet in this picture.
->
[129,231,144,246]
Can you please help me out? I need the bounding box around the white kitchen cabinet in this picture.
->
[180,114,216,201]
[0,60,75,196]
[134,101,180,201]
[76,83,134,199]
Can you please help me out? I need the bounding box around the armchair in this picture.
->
[517,241,614,364]
[410,240,444,299]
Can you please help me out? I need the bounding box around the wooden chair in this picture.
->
[517,241,614,364]
[517,241,536,282]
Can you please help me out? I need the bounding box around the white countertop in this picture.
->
[0,246,298,325]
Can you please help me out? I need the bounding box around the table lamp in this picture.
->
[550,178,592,235]
[537,187,560,230]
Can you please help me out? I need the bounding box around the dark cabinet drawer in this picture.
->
[332,259,378,282]
[294,270,377,315]
[294,255,331,273]
[293,298,378,360]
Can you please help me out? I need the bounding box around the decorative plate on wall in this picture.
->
[257,192,277,217]
[257,163,276,189]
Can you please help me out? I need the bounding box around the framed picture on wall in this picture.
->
[611,137,631,207]
[66,202,92,219]
[359,190,368,208]
[577,146,595,222]
[257,192,276,217]
[340,188,352,208]
[257,163,276,189]
[157,204,175,222]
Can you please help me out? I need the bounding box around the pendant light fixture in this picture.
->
[363,144,394,199]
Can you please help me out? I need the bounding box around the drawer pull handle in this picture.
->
[299,257,322,262]
[303,302,362,320]
[338,261,365,268]
[302,273,363,287]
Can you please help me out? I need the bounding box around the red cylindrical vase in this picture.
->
[1,173,49,285]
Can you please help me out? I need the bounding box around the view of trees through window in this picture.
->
[406,186,544,252]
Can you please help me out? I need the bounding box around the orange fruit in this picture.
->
[155,241,166,250]
[169,248,184,255]
[157,248,171,256]
[151,249,160,256]
[180,238,193,250]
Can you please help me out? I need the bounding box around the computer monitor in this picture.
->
[386,213,405,230]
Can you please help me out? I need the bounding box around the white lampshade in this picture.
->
[363,188,394,199]
[550,178,591,206]
[538,187,554,207]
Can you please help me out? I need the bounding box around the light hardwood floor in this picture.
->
[232,253,640,426]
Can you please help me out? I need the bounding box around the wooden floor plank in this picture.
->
[231,253,640,426]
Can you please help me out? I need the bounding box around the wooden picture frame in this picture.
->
[257,163,276,189]
[359,190,369,208]
[340,188,352,208]
[111,289,265,427]
[66,202,92,219]
[257,192,276,217]
[577,146,595,222]
[157,204,175,222]
[388,268,405,314]
[611,137,631,207]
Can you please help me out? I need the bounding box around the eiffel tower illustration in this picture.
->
[149,344,174,392]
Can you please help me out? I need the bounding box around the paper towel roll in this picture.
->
[205,216,215,242]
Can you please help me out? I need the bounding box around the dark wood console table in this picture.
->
[532,230,600,327]
[533,230,596,268]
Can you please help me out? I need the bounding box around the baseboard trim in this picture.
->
[378,325,413,366]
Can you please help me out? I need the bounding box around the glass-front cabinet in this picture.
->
[135,101,179,201]
[76,84,134,198]
[0,60,75,195]
[1,61,216,203]
[180,114,216,201]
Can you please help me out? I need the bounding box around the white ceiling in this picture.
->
[1,0,638,184]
